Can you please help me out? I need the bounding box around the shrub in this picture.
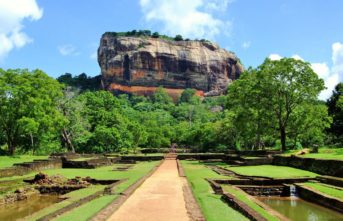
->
[152,32,159,38]
[174,35,183,41]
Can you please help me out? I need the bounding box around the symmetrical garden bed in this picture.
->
[181,160,343,221]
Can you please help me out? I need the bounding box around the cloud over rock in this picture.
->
[139,0,232,40]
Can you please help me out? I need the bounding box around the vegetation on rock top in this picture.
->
[103,29,212,43]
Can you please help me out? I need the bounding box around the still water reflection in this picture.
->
[0,194,61,221]
[259,196,343,221]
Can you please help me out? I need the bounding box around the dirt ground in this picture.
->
[107,159,190,221]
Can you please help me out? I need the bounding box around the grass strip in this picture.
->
[224,165,317,178]
[47,161,159,221]
[181,160,249,221]
[222,185,279,221]
[0,155,48,169]
[302,182,343,199]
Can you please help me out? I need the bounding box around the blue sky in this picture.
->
[0,0,342,99]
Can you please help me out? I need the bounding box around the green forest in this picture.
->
[0,58,342,155]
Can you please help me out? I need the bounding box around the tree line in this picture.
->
[0,57,342,155]
[103,30,211,42]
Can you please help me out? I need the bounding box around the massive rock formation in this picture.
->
[98,33,243,97]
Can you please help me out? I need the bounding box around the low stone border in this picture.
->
[182,185,206,221]
[177,153,225,160]
[176,159,185,177]
[248,195,290,221]
[177,159,205,221]
[237,185,285,196]
[35,180,124,221]
[221,192,268,221]
[316,175,343,187]
[295,184,343,213]
[212,177,312,186]
[208,166,237,176]
[216,166,314,183]
[0,159,62,178]
[227,150,282,156]
[239,157,273,166]
[273,155,343,177]
[89,160,164,221]
[62,157,112,169]
[120,155,164,161]
[207,179,290,221]
[206,179,223,194]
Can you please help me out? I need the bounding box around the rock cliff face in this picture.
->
[98,33,243,97]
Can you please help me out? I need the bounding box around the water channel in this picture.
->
[259,196,343,221]
[0,194,62,221]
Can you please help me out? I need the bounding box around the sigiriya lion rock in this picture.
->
[98,32,244,98]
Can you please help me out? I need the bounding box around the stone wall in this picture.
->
[273,156,343,177]
[296,184,343,213]
[177,153,225,160]
[120,155,164,161]
[227,150,282,156]
[0,159,62,178]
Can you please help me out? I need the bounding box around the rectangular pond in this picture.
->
[258,196,343,221]
[0,194,62,221]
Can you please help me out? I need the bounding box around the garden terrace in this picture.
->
[0,160,160,221]
[273,155,343,177]
[180,160,343,221]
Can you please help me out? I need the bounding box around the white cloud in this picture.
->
[291,54,304,61]
[269,54,283,61]
[268,43,343,100]
[242,41,251,49]
[0,0,43,60]
[269,54,304,61]
[139,0,232,40]
[204,0,233,12]
[320,73,340,100]
[332,42,343,67]
[58,44,79,56]
[323,42,343,100]
[311,62,330,79]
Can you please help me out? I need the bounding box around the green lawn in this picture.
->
[283,148,343,160]
[0,155,48,169]
[224,165,317,178]
[53,195,116,221]
[26,161,159,221]
[302,182,343,200]
[300,148,343,160]
[181,160,249,221]
[222,185,279,221]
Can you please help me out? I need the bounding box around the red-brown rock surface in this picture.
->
[98,33,244,97]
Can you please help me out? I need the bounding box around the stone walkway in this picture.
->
[107,159,190,221]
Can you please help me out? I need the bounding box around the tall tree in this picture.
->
[78,91,138,153]
[258,58,325,151]
[58,87,91,153]
[226,67,276,150]
[326,83,343,144]
[288,102,332,148]
[0,69,64,155]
